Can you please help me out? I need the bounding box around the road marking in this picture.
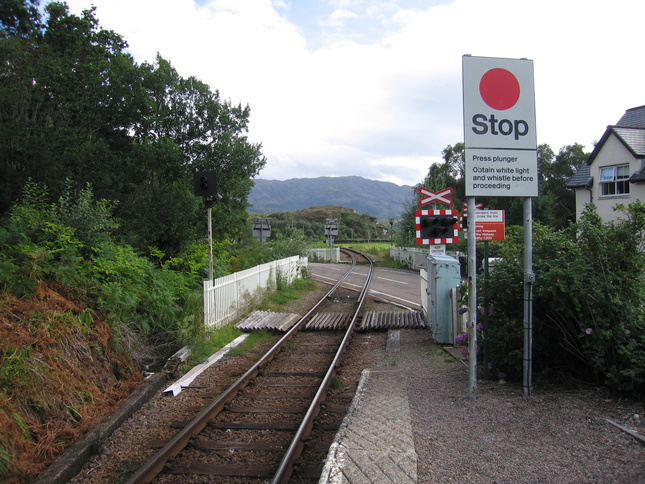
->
[368,290,421,309]
[376,276,408,285]
[311,275,421,310]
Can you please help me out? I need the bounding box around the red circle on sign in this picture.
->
[479,68,520,110]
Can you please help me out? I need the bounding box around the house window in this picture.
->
[599,164,630,196]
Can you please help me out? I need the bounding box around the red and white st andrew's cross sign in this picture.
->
[417,187,454,206]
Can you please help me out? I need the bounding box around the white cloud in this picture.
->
[61,0,645,187]
[326,8,360,26]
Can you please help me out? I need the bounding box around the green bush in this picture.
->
[482,202,645,397]
[0,183,197,346]
[1,182,315,361]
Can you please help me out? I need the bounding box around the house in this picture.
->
[567,105,645,222]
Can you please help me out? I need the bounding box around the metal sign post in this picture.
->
[523,198,535,396]
[205,198,214,281]
[463,55,538,398]
[324,219,339,262]
[467,197,478,400]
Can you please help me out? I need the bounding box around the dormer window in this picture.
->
[599,164,630,196]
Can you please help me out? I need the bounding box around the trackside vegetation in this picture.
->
[481,202,645,397]
[410,139,645,398]
[0,182,311,481]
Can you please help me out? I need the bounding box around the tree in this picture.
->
[482,203,645,396]
[0,0,41,39]
[538,143,587,228]
[0,2,266,256]
[0,2,140,212]
[130,56,266,247]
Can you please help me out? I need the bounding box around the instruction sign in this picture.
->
[463,55,538,197]
[474,210,505,241]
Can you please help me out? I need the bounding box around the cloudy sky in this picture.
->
[62,0,645,187]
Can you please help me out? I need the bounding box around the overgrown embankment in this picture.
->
[0,182,314,482]
[0,282,142,481]
[0,183,200,482]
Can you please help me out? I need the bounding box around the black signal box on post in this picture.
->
[415,209,459,245]
[193,171,218,198]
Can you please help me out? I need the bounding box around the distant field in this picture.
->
[338,242,391,252]
[337,242,405,268]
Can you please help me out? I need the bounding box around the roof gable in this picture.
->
[568,106,645,189]
[617,105,645,127]
[584,126,645,167]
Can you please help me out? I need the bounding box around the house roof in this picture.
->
[630,167,645,183]
[567,107,645,188]
[616,105,645,127]
[581,125,645,167]
[566,164,592,188]
[613,126,645,157]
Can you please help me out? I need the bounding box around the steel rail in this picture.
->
[272,248,374,483]
[125,250,361,484]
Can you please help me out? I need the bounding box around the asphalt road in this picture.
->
[308,262,422,310]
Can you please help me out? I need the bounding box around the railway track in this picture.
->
[125,248,374,483]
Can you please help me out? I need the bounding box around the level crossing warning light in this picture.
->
[416,209,459,245]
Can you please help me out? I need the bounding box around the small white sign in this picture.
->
[474,209,504,221]
[429,245,446,256]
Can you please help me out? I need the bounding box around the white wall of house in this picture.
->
[580,134,645,222]
[574,187,592,220]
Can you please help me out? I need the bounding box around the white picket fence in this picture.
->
[390,246,429,269]
[203,255,308,327]
[307,247,340,262]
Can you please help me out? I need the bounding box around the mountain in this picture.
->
[247,176,414,220]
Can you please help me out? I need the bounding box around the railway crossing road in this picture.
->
[309,262,422,310]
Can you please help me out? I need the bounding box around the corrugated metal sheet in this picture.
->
[235,310,428,333]
[359,311,426,331]
[305,313,351,331]
[235,311,300,332]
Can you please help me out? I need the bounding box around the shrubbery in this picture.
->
[481,202,645,397]
[0,183,202,352]
[0,182,311,354]
[0,183,314,481]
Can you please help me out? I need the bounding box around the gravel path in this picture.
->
[396,328,645,484]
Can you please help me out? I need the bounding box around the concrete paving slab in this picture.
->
[319,368,417,483]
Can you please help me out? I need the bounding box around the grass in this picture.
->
[329,377,344,389]
[227,330,276,357]
[0,444,9,479]
[265,278,317,310]
[187,324,245,366]
[425,344,445,357]
[338,242,407,269]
